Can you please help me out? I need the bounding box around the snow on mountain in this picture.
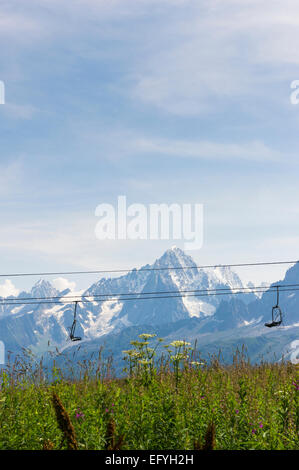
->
[249,262,299,326]
[282,339,299,364]
[156,247,245,317]
[82,247,246,327]
[30,279,58,299]
[1,250,299,366]
[0,248,254,351]
[82,300,124,339]
[247,281,268,299]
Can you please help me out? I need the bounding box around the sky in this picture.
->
[1,0,299,294]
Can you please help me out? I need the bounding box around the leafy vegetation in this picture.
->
[0,334,298,450]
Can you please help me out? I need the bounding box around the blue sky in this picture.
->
[1,0,299,293]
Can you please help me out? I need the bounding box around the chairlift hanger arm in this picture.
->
[275,285,279,307]
[69,301,81,341]
[265,285,283,328]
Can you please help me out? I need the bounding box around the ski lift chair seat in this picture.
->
[264,287,283,328]
[265,320,282,328]
[70,335,82,341]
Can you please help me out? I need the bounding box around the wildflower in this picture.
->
[51,392,78,450]
[130,340,149,346]
[138,359,152,365]
[170,353,185,361]
[259,422,263,428]
[122,349,142,358]
[252,429,256,435]
[170,340,191,348]
[292,380,299,391]
[105,408,109,413]
[105,418,124,451]
[235,409,239,414]
[202,421,216,450]
[138,333,156,339]
[75,409,85,420]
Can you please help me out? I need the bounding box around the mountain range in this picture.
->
[0,247,298,368]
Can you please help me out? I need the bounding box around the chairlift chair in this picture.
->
[265,286,283,328]
[69,301,82,341]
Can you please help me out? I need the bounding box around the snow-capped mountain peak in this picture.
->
[1,249,298,367]
[0,248,250,350]
[30,279,58,298]
[154,246,197,269]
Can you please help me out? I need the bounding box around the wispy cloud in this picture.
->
[0,0,298,288]
[131,137,281,162]
[71,125,281,163]
[129,0,299,114]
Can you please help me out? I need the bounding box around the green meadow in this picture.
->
[0,334,298,450]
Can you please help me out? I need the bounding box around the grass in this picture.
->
[0,334,298,450]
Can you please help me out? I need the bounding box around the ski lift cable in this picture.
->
[1,285,299,307]
[0,259,297,278]
[1,282,299,303]
[1,283,296,340]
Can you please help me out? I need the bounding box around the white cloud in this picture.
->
[129,0,299,114]
[0,0,189,43]
[74,125,282,163]
[2,0,299,116]
[0,280,19,298]
[0,214,110,270]
[131,137,280,162]
[52,277,76,292]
